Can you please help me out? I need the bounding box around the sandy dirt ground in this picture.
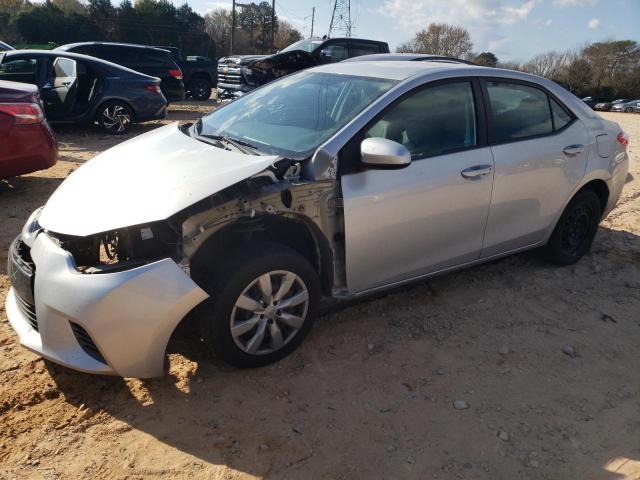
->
[0,105,639,480]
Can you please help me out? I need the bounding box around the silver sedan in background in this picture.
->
[610,99,640,113]
[7,61,630,377]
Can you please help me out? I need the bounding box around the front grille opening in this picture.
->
[13,239,35,273]
[70,322,106,364]
[14,293,38,332]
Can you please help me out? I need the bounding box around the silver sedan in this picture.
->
[610,99,640,113]
[7,61,630,377]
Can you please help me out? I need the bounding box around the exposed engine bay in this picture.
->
[46,159,347,295]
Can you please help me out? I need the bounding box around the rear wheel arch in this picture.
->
[578,179,609,216]
[94,98,136,122]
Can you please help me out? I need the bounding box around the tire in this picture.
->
[189,78,212,101]
[625,107,633,113]
[545,190,602,265]
[97,100,133,134]
[194,242,321,368]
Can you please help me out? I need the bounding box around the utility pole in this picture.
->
[310,6,315,38]
[271,0,275,53]
[328,0,351,38]
[230,0,236,54]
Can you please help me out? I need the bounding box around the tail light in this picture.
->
[0,102,44,124]
[168,68,183,80]
[617,131,629,149]
[145,84,162,94]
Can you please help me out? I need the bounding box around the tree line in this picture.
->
[399,23,640,99]
[0,0,302,58]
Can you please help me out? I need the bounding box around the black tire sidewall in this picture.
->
[97,101,132,135]
[196,243,321,368]
[546,190,602,265]
[190,79,212,100]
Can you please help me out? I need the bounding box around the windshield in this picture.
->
[280,38,324,53]
[196,71,397,159]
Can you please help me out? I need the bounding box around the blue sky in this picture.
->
[198,0,640,62]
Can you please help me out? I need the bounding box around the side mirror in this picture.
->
[360,137,411,169]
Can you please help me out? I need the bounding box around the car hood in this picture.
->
[38,123,278,236]
[218,55,267,66]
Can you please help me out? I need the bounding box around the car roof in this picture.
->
[310,60,477,81]
[58,42,171,54]
[2,49,157,78]
[343,53,475,65]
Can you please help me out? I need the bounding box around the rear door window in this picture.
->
[53,57,76,78]
[319,41,349,63]
[349,42,383,58]
[486,81,554,142]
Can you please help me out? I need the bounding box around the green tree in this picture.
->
[474,51,498,67]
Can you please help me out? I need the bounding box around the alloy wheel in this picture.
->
[101,104,131,133]
[230,270,309,355]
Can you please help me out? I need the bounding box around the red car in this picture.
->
[0,80,57,179]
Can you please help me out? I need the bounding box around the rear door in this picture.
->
[40,57,78,119]
[481,79,588,257]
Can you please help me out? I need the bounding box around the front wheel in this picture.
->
[625,107,633,113]
[545,190,602,265]
[97,101,133,134]
[189,78,212,101]
[195,242,321,368]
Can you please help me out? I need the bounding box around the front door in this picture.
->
[341,80,495,293]
[40,57,78,119]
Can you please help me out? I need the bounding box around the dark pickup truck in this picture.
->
[157,46,217,100]
[217,37,389,100]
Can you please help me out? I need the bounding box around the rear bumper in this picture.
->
[137,103,167,122]
[161,79,185,102]
[6,232,208,378]
[0,123,57,179]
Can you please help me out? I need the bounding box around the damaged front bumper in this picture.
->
[6,232,208,378]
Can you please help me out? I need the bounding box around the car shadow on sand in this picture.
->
[41,224,640,478]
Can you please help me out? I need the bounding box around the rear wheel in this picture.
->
[545,190,602,265]
[97,100,133,134]
[189,78,212,101]
[195,242,321,368]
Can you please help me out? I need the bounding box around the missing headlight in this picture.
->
[49,221,180,273]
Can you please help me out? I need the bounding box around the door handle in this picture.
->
[461,164,493,179]
[563,144,584,156]
[62,81,72,86]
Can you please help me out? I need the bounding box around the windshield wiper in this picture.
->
[198,133,261,155]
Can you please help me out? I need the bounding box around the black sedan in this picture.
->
[0,50,167,134]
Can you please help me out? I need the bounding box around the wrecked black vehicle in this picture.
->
[217,37,389,100]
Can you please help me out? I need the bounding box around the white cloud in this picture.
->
[379,0,537,31]
[488,36,511,51]
[378,0,536,52]
[552,0,598,6]
[587,18,600,29]
[532,18,553,27]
